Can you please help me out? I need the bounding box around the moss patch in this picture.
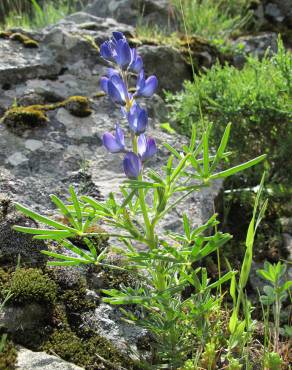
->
[1,106,48,130]
[0,338,17,370]
[1,96,92,130]
[64,96,92,117]
[42,328,136,369]
[7,268,57,305]
[0,31,38,48]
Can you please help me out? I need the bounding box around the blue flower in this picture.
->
[129,49,143,73]
[136,70,158,98]
[100,73,128,105]
[123,152,142,179]
[100,32,132,70]
[103,124,125,153]
[138,134,157,161]
[127,102,148,135]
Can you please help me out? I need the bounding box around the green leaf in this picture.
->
[203,131,209,177]
[210,154,266,179]
[69,185,83,228]
[183,214,190,239]
[163,142,181,159]
[12,226,72,237]
[14,203,77,233]
[50,194,79,229]
[210,122,231,171]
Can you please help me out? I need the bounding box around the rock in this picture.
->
[233,32,278,67]
[253,1,292,35]
[138,44,191,93]
[84,0,178,30]
[16,347,84,370]
[81,303,149,360]
[0,303,46,333]
[0,195,47,267]
[0,37,60,86]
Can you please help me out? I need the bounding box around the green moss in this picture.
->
[10,32,39,48]
[63,96,92,117]
[41,329,91,367]
[42,329,136,369]
[0,31,12,39]
[60,277,96,313]
[1,106,48,129]
[1,95,92,130]
[0,339,17,370]
[7,268,57,305]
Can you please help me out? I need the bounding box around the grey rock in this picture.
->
[16,347,84,370]
[0,303,46,333]
[81,303,149,359]
[84,0,178,30]
[254,0,292,30]
[233,32,278,67]
[0,38,60,86]
[138,44,191,93]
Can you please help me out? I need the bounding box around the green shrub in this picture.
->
[8,268,57,305]
[166,38,292,184]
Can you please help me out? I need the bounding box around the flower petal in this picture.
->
[115,123,125,148]
[123,152,142,179]
[137,134,147,157]
[115,39,131,69]
[103,132,123,153]
[144,137,157,161]
[128,103,148,135]
[138,135,157,161]
[100,42,112,60]
[141,76,158,97]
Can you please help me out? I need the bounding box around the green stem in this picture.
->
[132,135,155,248]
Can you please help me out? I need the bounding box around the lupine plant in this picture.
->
[13,32,267,367]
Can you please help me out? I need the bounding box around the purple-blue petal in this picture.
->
[132,55,143,73]
[128,103,148,135]
[140,76,158,97]
[144,137,157,161]
[112,31,124,42]
[137,134,147,157]
[107,80,125,105]
[103,132,123,153]
[115,123,125,148]
[100,42,112,59]
[136,70,145,90]
[115,39,131,68]
[138,135,157,161]
[123,152,142,179]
